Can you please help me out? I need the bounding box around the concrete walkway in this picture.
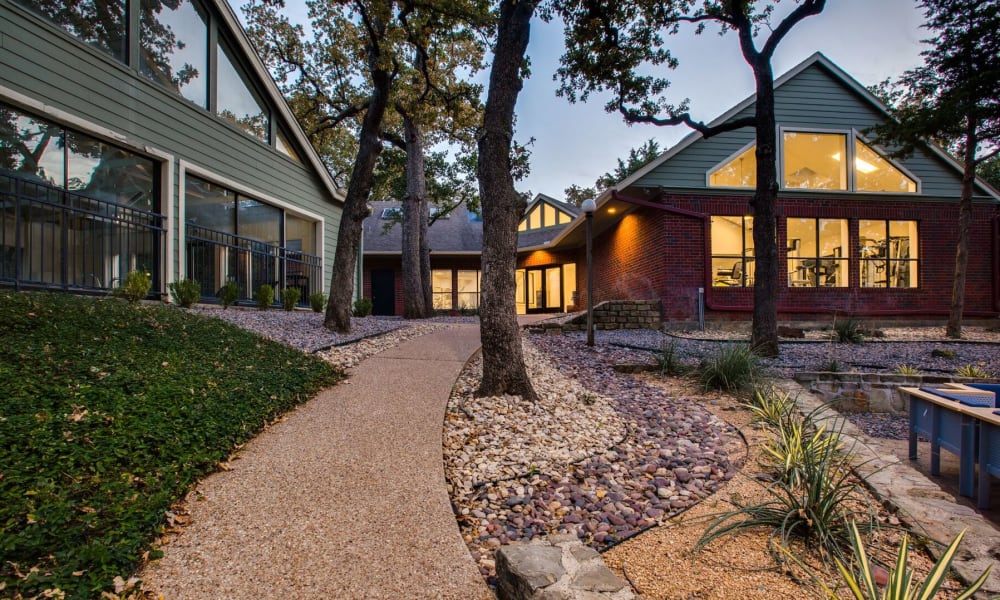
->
[140,324,493,599]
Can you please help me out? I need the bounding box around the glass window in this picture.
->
[65,130,157,211]
[238,198,281,244]
[456,270,480,309]
[786,218,848,287]
[275,131,300,161]
[710,216,754,287]
[542,204,557,228]
[709,145,756,188]
[140,0,209,108]
[381,207,401,220]
[855,139,917,193]
[286,214,316,255]
[562,263,576,311]
[185,175,236,234]
[860,220,918,288]
[17,0,127,61]
[217,41,269,142]
[558,211,572,225]
[518,219,527,232]
[0,106,64,187]
[545,266,561,309]
[783,132,847,190]
[526,206,540,230]
[432,269,452,309]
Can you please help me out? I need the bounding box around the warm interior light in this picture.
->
[831,152,879,174]
[607,207,617,214]
[855,158,878,174]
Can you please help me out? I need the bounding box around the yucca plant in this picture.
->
[830,522,990,600]
[697,343,763,392]
[761,417,842,488]
[834,315,865,344]
[895,364,920,375]
[745,385,796,429]
[955,364,989,378]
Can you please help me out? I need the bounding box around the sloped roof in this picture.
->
[214,0,343,203]
[363,201,483,254]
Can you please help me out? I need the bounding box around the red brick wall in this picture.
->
[583,194,999,322]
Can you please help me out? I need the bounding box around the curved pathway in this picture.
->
[140,324,492,599]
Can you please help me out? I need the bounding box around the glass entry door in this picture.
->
[518,266,563,313]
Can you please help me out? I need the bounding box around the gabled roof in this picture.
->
[363,201,483,255]
[215,0,343,203]
[534,52,1000,253]
[523,193,582,219]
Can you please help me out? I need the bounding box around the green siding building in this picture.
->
[0,0,343,304]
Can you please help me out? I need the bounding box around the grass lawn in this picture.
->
[0,292,342,599]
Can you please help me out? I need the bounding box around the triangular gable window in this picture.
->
[519,200,574,232]
[708,144,756,188]
[706,131,917,193]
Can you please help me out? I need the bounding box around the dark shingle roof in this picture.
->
[363,201,483,254]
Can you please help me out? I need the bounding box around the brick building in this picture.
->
[523,53,1000,325]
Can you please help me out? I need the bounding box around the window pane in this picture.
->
[888,220,917,288]
[542,204,557,228]
[276,131,300,161]
[140,0,209,107]
[65,130,156,211]
[783,132,847,190]
[709,145,756,188]
[185,175,235,233]
[238,198,281,244]
[457,270,479,309]
[859,219,918,288]
[855,140,916,193]
[859,219,886,287]
[17,0,126,61]
[432,269,452,309]
[217,42,269,142]
[286,214,315,255]
[787,218,846,287]
[711,216,752,287]
[558,211,571,225]
[515,269,526,314]
[562,262,576,311]
[0,106,64,187]
[527,206,540,230]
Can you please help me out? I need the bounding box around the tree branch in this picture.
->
[760,0,826,61]
[619,103,755,138]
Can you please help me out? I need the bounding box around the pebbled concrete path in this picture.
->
[140,324,493,599]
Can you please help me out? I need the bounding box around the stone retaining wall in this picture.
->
[496,535,638,600]
[794,372,999,415]
[536,300,661,333]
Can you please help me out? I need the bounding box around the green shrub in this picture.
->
[894,364,920,375]
[818,358,840,372]
[282,287,301,311]
[819,523,991,600]
[255,284,274,310]
[761,415,842,489]
[931,348,957,359]
[219,280,240,309]
[353,296,373,317]
[309,292,326,313]
[697,343,762,392]
[655,339,688,376]
[168,278,201,308]
[834,315,864,344]
[956,364,989,378]
[113,270,151,303]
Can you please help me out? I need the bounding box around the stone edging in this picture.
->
[794,371,1000,415]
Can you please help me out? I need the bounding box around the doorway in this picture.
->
[517,266,564,313]
[371,269,395,315]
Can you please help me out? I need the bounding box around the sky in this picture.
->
[230,1,930,199]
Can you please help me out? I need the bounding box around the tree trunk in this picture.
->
[324,46,393,332]
[476,0,538,401]
[946,125,978,338]
[748,63,780,357]
[401,114,429,318]
[420,194,433,313]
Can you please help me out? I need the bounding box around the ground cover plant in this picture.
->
[0,292,341,598]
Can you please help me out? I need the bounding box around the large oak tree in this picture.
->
[553,0,827,356]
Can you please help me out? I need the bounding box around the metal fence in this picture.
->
[0,174,164,293]
[185,223,322,306]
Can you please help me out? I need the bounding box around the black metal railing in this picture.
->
[0,174,164,293]
[185,223,321,306]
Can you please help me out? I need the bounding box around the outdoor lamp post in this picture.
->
[581,198,596,346]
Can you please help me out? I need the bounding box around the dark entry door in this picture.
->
[371,269,395,315]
